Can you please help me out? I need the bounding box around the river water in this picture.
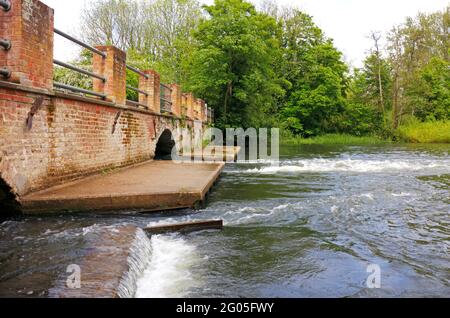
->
[1,144,449,297]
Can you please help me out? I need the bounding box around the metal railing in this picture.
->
[53,82,106,99]
[53,28,152,109]
[54,59,105,81]
[126,64,148,109]
[126,100,148,109]
[53,28,106,98]
[160,83,172,113]
[127,64,149,79]
[54,29,106,58]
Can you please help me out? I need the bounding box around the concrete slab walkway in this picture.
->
[21,161,225,214]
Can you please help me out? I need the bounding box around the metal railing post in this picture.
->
[0,68,11,78]
[0,39,11,50]
[0,0,11,11]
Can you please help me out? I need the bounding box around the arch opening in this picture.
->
[154,129,175,161]
[0,177,20,217]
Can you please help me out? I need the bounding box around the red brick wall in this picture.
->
[0,84,186,197]
[0,0,54,90]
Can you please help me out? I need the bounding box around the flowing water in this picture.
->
[0,144,449,297]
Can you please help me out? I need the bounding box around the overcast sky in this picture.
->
[42,0,448,67]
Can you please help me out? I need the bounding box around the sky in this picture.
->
[42,0,448,67]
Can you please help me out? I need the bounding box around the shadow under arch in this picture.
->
[155,129,176,160]
[0,177,21,217]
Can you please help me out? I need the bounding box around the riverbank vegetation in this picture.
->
[397,120,450,143]
[281,134,387,145]
[56,0,449,143]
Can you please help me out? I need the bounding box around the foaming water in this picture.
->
[117,229,152,298]
[135,234,203,298]
[241,158,450,174]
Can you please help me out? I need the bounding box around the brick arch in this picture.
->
[154,129,176,160]
[0,175,20,217]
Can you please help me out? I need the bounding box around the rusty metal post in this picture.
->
[0,39,11,50]
[0,67,10,78]
[0,0,11,11]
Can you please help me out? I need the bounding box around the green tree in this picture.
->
[278,9,347,136]
[410,57,450,121]
[183,0,285,129]
[387,7,449,128]
[81,0,201,84]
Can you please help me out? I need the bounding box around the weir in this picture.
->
[0,0,219,215]
[51,225,150,298]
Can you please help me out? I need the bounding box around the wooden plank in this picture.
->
[144,220,223,235]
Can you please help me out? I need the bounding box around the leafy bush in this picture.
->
[327,102,384,136]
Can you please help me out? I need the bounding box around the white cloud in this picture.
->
[41,0,448,66]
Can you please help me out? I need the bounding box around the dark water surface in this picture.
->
[1,144,449,297]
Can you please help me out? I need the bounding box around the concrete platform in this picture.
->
[21,161,225,214]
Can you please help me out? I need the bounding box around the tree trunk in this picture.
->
[377,61,385,114]
[223,81,232,118]
[392,74,400,130]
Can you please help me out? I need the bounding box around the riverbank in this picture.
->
[281,134,388,145]
[282,121,450,145]
[397,120,450,143]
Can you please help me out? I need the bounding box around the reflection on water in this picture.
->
[1,144,449,297]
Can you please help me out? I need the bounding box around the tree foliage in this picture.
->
[277,9,348,136]
[81,0,201,84]
[183,0,285,129]
[68,1,448,140]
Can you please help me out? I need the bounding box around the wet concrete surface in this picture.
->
[21,161,224,214]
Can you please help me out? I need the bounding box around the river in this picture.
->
[1,144,449,297]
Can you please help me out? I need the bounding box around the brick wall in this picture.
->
[0,84,189,197]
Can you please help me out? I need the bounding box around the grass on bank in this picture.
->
[397,120,450,143]
[281,134,388,145]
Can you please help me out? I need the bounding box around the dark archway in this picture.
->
[155,129,175,160]
[0,177,20,217]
